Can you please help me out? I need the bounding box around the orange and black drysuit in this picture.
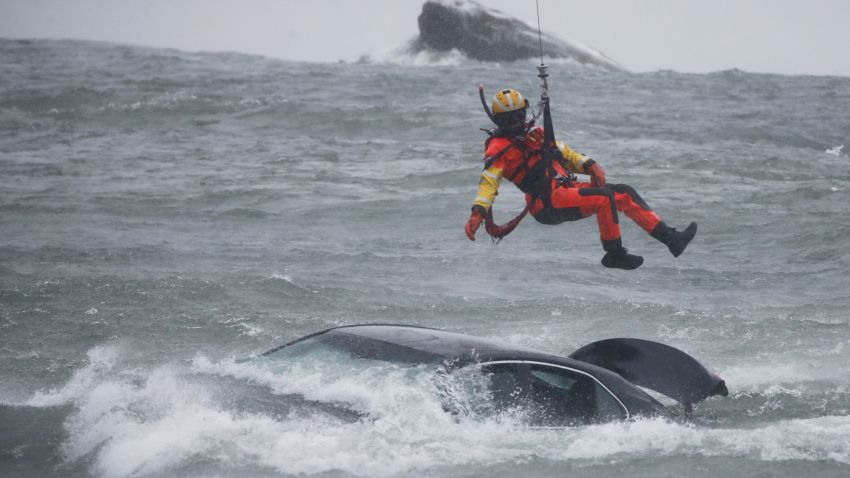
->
[471,126,661,251]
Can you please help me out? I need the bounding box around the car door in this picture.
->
[479,361,628,426]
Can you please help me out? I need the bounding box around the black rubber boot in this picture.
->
[601,239,644,270]
[651,221,698,257]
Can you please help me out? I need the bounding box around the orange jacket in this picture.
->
[472,127,595,211]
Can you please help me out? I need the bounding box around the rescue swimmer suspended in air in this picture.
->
[464,66,697,270]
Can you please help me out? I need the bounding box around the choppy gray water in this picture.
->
[1,38,850,477]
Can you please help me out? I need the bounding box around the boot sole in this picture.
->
[601,255,644,270]
[670,222,698,257]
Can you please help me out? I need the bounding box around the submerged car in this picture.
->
[257,324,728,426]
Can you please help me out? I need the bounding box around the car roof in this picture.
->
[324,324,613,371]
[326,323,541,362]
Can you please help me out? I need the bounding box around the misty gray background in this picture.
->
[1,0,849,77]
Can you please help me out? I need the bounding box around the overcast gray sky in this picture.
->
[2,0,849,76]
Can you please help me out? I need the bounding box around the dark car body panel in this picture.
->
[264,324,725,418]
[571,338,729,406]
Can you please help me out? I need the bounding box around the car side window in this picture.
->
[528,365,626,424]
[478,363,625,426]
[479,363,525,412]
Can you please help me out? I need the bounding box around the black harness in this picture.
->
[482,130,574,214]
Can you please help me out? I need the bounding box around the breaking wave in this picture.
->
[18,344,850,477]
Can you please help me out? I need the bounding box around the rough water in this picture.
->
[1,38,850,477]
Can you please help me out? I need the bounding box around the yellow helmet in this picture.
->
[490,88,529,135]
[491,88,528,114]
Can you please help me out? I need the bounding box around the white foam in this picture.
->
[268,272,294,283]
[430,0,511,20]
[32,347,850,476]
[364,41,468,67]
[547,416,850,464]
[27,344,122,407]
[825,145,844,156]
[219,317,264,337]
[721,362,812,389]
[719,355,850,394]
[61,365,234,477]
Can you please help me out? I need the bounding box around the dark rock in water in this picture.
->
[412,0,623,70]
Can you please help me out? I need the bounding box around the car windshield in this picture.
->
[238,331,448,424]
[257,331,443,371]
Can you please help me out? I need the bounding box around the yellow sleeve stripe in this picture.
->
[557,141,590,174]
[473,167,503,210]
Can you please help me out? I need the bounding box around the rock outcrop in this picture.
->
[410,0,623,70]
